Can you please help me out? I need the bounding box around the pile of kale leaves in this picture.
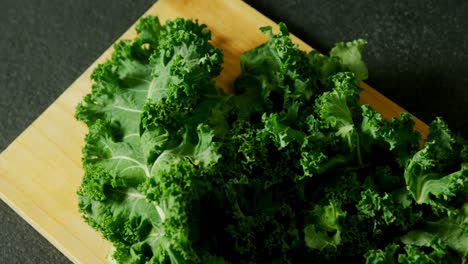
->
[76,16,467,263]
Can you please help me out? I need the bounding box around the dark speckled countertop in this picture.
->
[1,0,467,263]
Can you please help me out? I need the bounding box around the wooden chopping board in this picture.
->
[0,0,429,263]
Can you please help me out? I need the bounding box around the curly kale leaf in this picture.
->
[304,200,347,251]
[401,204,468,260]
[77,16,226,263]
[365,239,458,264]
[404,118,468,215]
[360,105,421,167]
[357,189,423,234]
[365,243,400,264]
[329,39,368,81]
[314,72,362,164]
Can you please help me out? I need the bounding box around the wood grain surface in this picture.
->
[0,0,429,263]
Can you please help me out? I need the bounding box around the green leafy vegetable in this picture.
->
[304,200,346,251]
[330,39,368,81]
[76,16,468,263]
